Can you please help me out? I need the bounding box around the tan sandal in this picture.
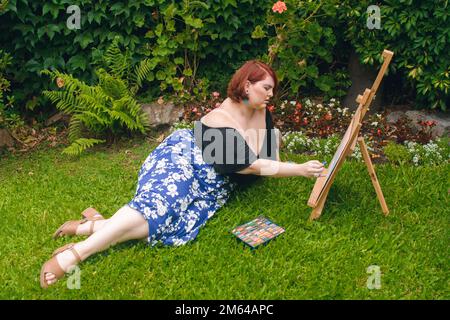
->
[52,207,105,239]
[40,243,82,289]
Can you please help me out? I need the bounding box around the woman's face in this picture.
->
[245,75,275,110]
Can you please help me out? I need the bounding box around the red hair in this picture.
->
[227,60,278,103]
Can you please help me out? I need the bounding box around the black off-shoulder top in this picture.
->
[193,108,278,184]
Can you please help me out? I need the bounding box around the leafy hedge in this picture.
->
[340,0,450,110]
[0,0,268,112]
[252,0,351,102]
[0,0,448,121]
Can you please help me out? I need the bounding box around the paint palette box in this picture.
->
[231,216,285,249]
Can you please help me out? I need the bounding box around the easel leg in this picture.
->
[357,137,389,216]
[309,188,329,220]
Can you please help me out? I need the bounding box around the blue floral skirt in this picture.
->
[128,129,236,247]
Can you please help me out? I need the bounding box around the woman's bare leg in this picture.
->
[44,205,149,286]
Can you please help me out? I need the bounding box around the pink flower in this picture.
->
[272,1,287,14]
[212,91,220,98]
[215,102,221,108]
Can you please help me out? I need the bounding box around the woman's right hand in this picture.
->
[300,160,325,178]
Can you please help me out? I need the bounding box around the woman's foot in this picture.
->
[40,243,83,288]
[53,208,105,239]
[75,219,107,236]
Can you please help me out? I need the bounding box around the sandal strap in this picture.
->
[52,243,82,262]
[81,207,104,221]
[68,245,82,263]
[89,220,96,235]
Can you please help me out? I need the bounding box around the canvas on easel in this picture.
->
[307,49,394,220]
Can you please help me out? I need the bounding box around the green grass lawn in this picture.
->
[0,137,448,299]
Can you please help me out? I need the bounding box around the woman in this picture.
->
[40,60,324,288]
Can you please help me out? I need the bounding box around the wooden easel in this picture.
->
[307,49,394,220]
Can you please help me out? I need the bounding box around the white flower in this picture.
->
[195,153,204,164]
[205,168,216,183]
[156,159,167,169]
[166,184,178,197]
[172,172,181,181]
[185,219,196,233]
[180,198,190,211]
[164,216,173,227]
[371,122,379,126]
[192,179,199,192]
[172,238,187,246]
[155,199,168,216]
[143,206,156,220]
[176,157,189,166]
[141,181,153,192]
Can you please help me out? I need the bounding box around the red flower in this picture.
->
[303,118,308,125]
[377,129,382,136]
[268,105,275,113]
[295,102,302,110]
[324,112,332,121]
[425,120,436,127]
[272,1,287,14]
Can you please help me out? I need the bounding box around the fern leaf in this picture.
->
[129,59,153,95]
[68,116,82,142]
[62,138,105,156]
[96,68,129,99]
[103,37,132,80]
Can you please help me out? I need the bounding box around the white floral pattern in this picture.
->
[128,129,236,246]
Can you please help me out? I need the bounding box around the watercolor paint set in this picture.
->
[231,216,285,249]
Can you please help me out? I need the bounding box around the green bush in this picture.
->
[339,0,450,111]
[0,0,268,113]
[0,0,161,113]
[383,141,411,165]
[253,0,351,102]
[41,37,151,155]
[404,138,449,166]
[384,138,450,166]
[0,49,23,130]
